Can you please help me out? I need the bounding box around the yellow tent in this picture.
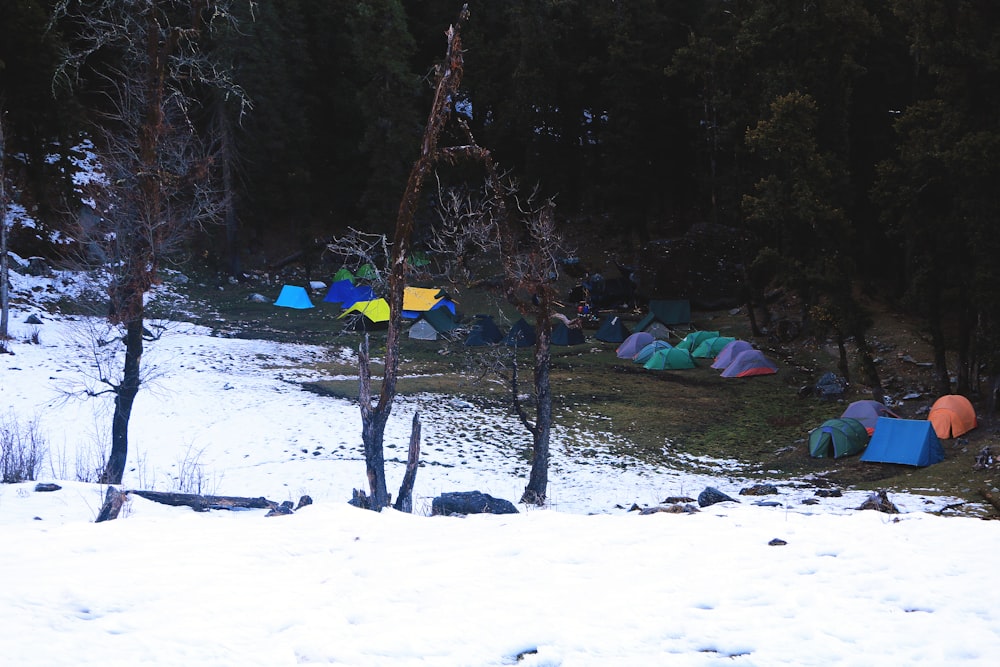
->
[338,298,390,322]
[403,286,443,313]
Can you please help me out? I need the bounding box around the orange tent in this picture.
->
[928,395,977,439]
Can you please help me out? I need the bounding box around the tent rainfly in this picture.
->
[809,418,870,459]
[633,340,672,364]
[691,336,736,359]
[616,332,655,359]
[720,349,777,378]
[401,286,445,319]
[676,330,720,352]
[552,322,586,346]
[860,417,944,467]
[465,315,504,346]
[503,318,536,347]
[338,298,390,322]
[332,268,355,284]
[323,279,355,304]
[274,285,314,309]
[595,315,630,343]
[840,400,900,434]
[928,395,977,439]
[643,347,695,370]
[710,340,754,370]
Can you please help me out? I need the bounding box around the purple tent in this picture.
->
[720,349,778,378]
[616,332,655,359]
[711,340,754,369]
[840,400,900,433]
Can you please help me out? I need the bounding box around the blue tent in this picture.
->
[632,340,672,364]
[859,417,944,467]
[323,279,356,304]
[274,285,314,309]
[339,284,376,309]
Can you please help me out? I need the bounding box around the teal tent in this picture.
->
[676,330,720,351]
[643,347,695,370]
[595,315,630,343]
[809,418,869,459]
[692,336,736,359]
[274,285,314,309]
[552,322,586,346]
[859,417,944,467]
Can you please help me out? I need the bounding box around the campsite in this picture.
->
[89,245,995,518]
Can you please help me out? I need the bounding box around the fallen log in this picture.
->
[127,490,278,512]
[94,489,305,522]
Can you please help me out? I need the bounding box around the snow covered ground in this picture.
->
[2,262,999,666]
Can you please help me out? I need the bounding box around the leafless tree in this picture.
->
[431,175,568,505]
[329,6,480,512]
[0,104,9,344]
[51,0,251,484]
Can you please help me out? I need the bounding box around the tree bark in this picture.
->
[0,110,8,342]
[521,314,552,505]
[394,411,421,513]
[356,6,468,511]
[102,317,144,484]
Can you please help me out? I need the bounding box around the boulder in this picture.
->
[697,486,738,508]
[431,491,518,516]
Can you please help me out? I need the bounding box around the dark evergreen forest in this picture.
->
[2,1,1000,396]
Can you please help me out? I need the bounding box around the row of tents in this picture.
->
[808,395,978,467]
[615,330,778,378]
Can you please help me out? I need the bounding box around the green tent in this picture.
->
[676,330,720,351]
[643,347,695,370]
[355,263,377,280]
[332,267,355,284]
[809,418,870,459]
[692,336,736,359]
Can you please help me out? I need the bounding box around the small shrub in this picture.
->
[0,414,48,483]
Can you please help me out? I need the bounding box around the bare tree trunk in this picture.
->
[102,317,143,484]
[356,6,468,512]
[394,411,421,513]
[521,314,552,505]
[0,108,8,342]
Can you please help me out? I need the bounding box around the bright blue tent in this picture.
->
[274,285,314,309]
[859,417,944,467]
[323,279,355,304]
[339,284,376,309]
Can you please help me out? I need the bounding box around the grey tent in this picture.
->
[408,318,440,341]
[595,315,630,343]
